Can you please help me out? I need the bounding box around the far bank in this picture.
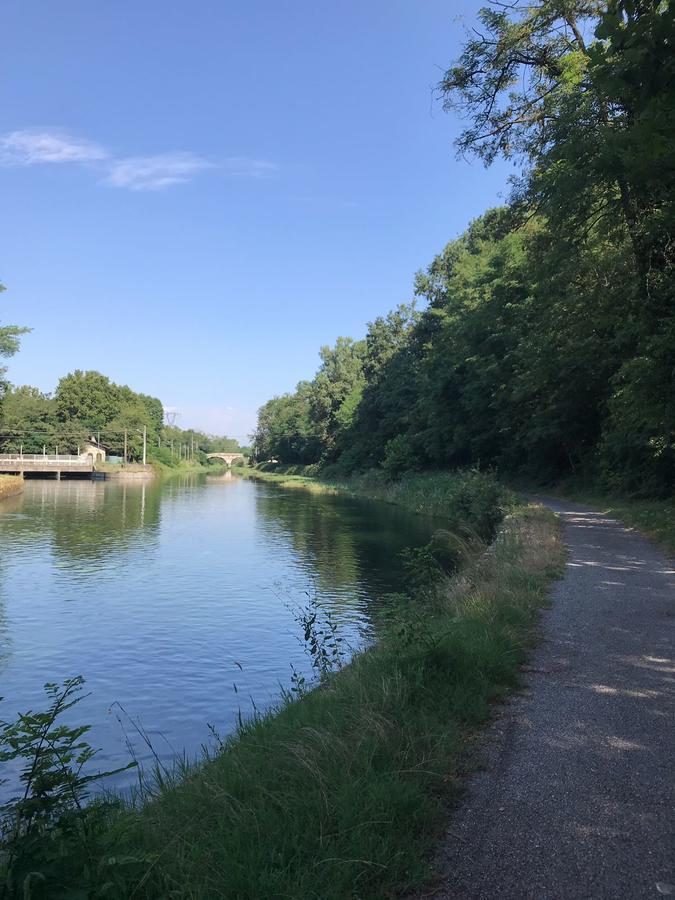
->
[0,474,23,501]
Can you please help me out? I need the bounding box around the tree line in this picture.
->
[253,0,674,498]
[0,366,247,465]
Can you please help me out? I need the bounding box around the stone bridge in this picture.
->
[206,452,245,468]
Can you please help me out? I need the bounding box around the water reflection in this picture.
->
[254,485,437,599]
[0,478,161,565]
[205,471,237,485]
[0,475,436,791]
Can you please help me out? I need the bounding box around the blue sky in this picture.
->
[1,0,511,441]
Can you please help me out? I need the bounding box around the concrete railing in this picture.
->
[0,454,88,464]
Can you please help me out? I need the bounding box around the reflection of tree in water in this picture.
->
[0,492,30,674]
[253,485,437,602]
[19,478,162,564]
[0,537,12,675]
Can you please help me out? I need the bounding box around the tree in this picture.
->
[341,304,421,470]
[253,383,322,464]
[439,0,601,165]
[55,371,123,434]
[439,0,674,279]
[106,400,155,460]
[248,1,673,495]
[52,371,165,456]
[309,337,366,459]
[137,393,164,434]
[0,282,30,419]
[0,386,57,452]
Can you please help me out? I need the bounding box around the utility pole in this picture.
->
[124,430,128,465]
[142,425,147,466]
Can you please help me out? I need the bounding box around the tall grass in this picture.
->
[0,475,23,502]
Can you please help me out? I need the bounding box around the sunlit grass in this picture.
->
[0,474,23,501]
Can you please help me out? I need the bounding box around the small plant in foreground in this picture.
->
[289,595,346,695]
[0,676,136,899]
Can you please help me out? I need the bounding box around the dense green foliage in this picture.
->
[0,281,29,422]
[254,0,674,497]
[0,369,248,464]
[253,336,367,465]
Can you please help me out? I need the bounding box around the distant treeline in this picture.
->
[0,370,248,464]
[253,0,674,498]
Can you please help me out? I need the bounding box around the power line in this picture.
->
[0,428,148,437]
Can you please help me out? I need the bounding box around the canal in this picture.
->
[0,474,438,792]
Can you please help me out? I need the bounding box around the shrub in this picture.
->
[381,434,419,479]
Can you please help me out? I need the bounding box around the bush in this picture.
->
[381,434,419,479]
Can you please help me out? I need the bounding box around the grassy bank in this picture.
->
[1,487,564,898]
[0,474,23,501]
[94,460,229,478]
[235,464,512,542]
[156,459,234,477]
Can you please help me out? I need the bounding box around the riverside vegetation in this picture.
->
[0,0,671,895]
[0,471,565,898]
[0,366,249,469]
[0,476,22,502]
[252,0,674,503]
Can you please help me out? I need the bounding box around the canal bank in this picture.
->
[0,470,565,898]
[234,464,509,536]
[0,474,23,501]
[94,462,156,479]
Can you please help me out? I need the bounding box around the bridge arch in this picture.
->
[205,452,245,468]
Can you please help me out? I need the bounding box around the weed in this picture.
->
[0,676,137,898]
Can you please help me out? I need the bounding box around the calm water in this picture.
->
[0,474,436,792]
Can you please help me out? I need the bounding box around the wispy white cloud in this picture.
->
[0,129,108,166]
[0,128,277,191]
[105,152,214,191]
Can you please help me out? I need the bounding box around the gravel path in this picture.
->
[431,498,675,900]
